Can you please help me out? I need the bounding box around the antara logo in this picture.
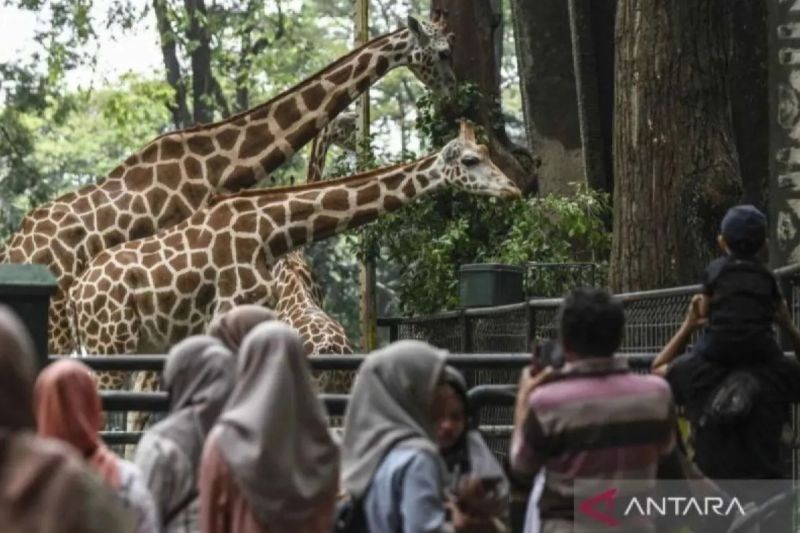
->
[623,497,747,517]
[578,488,748,526]
[578,488,619,527]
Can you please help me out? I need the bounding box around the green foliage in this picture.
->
[373,185,611,314]
[0,74,172,239]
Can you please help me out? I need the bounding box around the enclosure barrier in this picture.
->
[378,263,800,355]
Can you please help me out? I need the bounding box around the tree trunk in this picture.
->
[568,0,608,194]
[731,0,768,210]
[185,0,215,124]
[510,0,584,195]
[610,0,742,291]
[431,0,539,195]
[153,0,190,128]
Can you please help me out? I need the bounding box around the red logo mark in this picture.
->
[578,488,619,527]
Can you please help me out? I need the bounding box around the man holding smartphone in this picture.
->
[510,289,677,533]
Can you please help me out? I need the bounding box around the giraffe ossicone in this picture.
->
[2,13,455,356]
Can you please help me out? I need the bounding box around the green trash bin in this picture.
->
[459,263,524,308]
[0,264,58,369]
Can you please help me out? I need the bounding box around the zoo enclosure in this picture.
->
[378,262,800,358]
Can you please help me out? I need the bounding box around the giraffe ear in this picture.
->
[407,15,429,46]
[459,120,477,143]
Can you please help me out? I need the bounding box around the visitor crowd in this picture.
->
[1,205,799,532]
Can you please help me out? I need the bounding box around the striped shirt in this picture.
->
[511,358,675,532]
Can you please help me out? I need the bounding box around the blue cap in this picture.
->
[720,205,766,256]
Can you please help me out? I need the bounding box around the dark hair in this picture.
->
[720,205,767,258]
[558,288,625,358]
[442,366,473,426]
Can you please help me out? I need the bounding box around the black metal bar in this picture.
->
[56,353,665,374]
[101,391,169,412]
[467,384,517,408]
[459,311,470,353]
[50,356,168,371]
[525,303,535,351]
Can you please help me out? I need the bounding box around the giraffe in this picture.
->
[272,111,357,358]
[272,111,358,394]
[305,110,357,184]
[69,122,519,368]
[3,14,455,357]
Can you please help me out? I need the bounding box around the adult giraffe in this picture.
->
[3,14,455,354]
[271,111,357,359]
[69,122,518,361]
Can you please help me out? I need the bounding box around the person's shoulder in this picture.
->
[625,372,672,395]
[705,256,731,276]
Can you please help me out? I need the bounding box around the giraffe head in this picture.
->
[438,121,522,199]
[404,14,456,94]
[328,111,358,152]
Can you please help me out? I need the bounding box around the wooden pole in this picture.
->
[356,0,377,351]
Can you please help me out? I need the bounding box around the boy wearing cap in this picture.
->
[694,205,783,365]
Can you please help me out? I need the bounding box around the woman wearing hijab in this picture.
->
[340,340,483,533]
[199,322,339,533]
[35,359,160,533]
[436,366,510,531]
[135,336,235,533]
[206,304,278,353]
[0,305,135,533]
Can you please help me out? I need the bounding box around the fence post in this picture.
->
[525,302,536,351]
[460,311,472,353]
[389,322,398,343]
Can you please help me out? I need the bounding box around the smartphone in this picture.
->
[531,338,565,373]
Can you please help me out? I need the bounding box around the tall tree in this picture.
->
[509,0,582,195]
[430,0,539,195]
[610,0,741,291]
[731,0,769,211]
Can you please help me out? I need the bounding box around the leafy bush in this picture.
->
[372,184,611,314]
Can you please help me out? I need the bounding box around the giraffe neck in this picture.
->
[273,251,323,311]
[210,153,445,261]
[130,28,415,195]
[306,134,331,184]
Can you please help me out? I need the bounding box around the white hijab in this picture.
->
[341,340,448,498]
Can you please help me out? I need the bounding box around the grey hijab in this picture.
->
[215,322,339,529]
[149,335,235,471]
[206,304,278,353]
[0,305,37,431]
[341,340,448,498]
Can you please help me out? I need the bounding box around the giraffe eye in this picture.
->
[461,155,480,167]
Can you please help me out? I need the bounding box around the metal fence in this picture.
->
[379,262,800,356]
[525,262,599,298]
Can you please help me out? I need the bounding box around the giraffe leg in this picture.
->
[127,370,159,435]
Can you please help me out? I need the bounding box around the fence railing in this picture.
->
[63,353,657,447]
[378,263,800,355]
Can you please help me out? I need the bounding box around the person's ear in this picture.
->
[717,234,728,253]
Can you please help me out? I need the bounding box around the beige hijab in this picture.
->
[341,340,448,498]
[206,305,278,353]
[214,322,339,529]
